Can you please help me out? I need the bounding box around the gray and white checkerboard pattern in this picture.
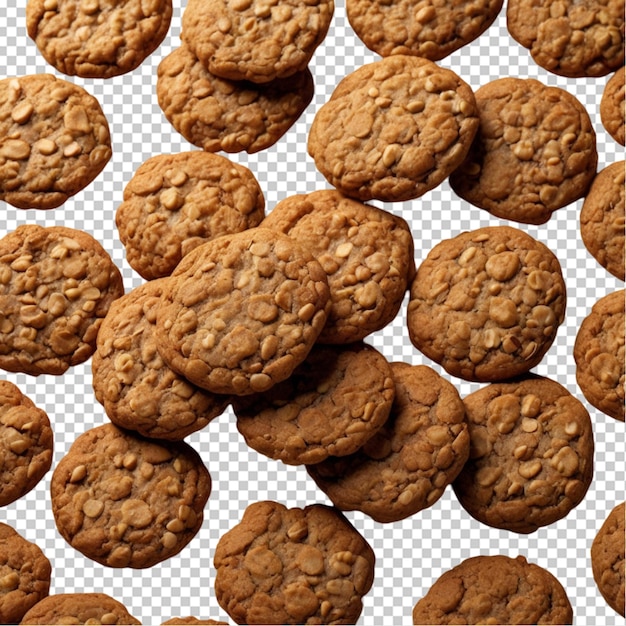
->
[0,1,624,624]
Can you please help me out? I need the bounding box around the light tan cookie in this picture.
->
[307,55,478,202]
[157,43,314,154]
[26,0,173,78]
[0,225,124,376]
[214,501,375,625]
[0,74,111,209]
[407,226,567,382]
[262,189,415,343]
[601,66,626,145]
[449,77,597,224]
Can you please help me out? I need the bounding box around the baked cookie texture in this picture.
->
[574,289,625,421]
[411,554,573,624]
[407,226,567,382]
[50,423,211,569]
[116,151,265,280]
[307,362,469,523]
[308,54,479,202]
[214,501,375,625]
[26,0,173,78]
[262,189,415,343]
[452,375,594,533]
[591,501,625,616]
[449,77,597,224]
[0,74,111,209]
[0,225,124,376]
[600,67,625,145]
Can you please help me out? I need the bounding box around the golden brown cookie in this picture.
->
[601,67,625,145]
[0,225,124,376]
[449,77,597,224]
[407,226,567,383]
[307,55,478,202]
[0,74,111,209]
[412,555,573,624]
[307,362,469,523]
[116,151,265,280]
[214,501,375,625]
[50,423,211,569]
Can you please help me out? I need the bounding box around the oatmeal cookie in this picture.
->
[449,77,597,224]
[407,226,567,382]
[214,501,375,625]
[0,74,111,209]
[307,55,478,202]
[0,225,124,376]
[601,66,626,145]
[50,423,211,569]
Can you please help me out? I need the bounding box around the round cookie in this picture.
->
[449,77,597,224]
[162,619,228,625]
[0,523,51,624]
[0,380,53,506]
[601,66,626,145]
[232,342,395,465]
[591,501,625,616]
[261,189,415,343]
[116,151,265,280]
[213,501,375,625]
[307,54,479,202]
[0,74,111,209]
[26,0,173,78]
[506,0,624,78]
[20,593,141,625]
[580,161,625,281]
[155,227,330,395]
[181,0,334,83]
[92,279,230,441]
[412,555,573,624]
[307,362,469,523]
[574,289,625,421]
[407,226,567,383]
[157,43,314,154]
[0,225,124,376]
[50,422,211,569]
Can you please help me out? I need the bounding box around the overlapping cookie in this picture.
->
[601,67,625,145]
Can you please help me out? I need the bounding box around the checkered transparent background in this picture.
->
[0,1,624,624]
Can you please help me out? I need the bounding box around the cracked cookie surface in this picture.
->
[601,66,626,145]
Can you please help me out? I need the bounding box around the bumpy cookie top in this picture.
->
[450,77,597,224]
[407,226,566,382]
[307,55,478,202]
[214,501,375,625]
[601,66,626,145]
[0,74,111,209]
[26,0,173,78]
[412,555,573,624]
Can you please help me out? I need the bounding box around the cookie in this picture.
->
[26,0,173,78]
[0,225,124,376]
[50,422,211,569]
[449,77,597,224]
[407,226,567,383]
[0,523,51,624]
[347,0,503,61]
[157,43,314,154]
[452,374,594,533]
[0,379,53,506]
[506,0,624,78]
[92,279,230,441]
[232,342,395,465]
[580,161,625,281]
[213,501,375,625]
[307,362,469,523]
[601,66,626,145]
[116,151,265,280]
[307,54,479,202]
[412,554,573,625]
[162,619,228,625]
[20,593,141,625]
[181,0,333,83]
[0,74,111,209]
[574,289,625,422]
[591,501,625,616]
[261,189,415,343]
[155,227,330,395]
